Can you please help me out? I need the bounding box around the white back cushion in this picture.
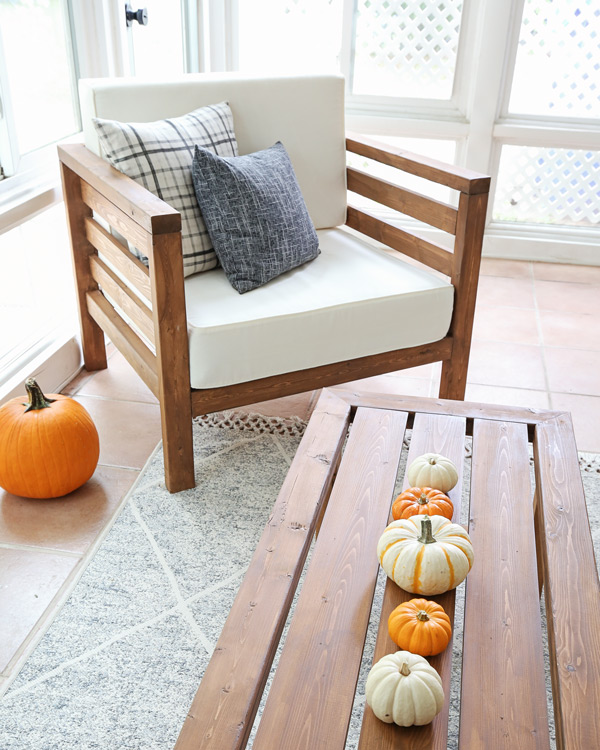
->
[79,73,347,229]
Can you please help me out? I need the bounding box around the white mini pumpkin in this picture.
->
[377,514,474,595]
[407,453,458,493]
[365,650,444,726]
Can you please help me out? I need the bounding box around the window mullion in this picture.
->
[461,0,524,175]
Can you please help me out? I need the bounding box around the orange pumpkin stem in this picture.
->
[416,610,430,622]
[417,515,436,544]
[418,493,428,505]
[23,378,55,412]
[400,662,411,677]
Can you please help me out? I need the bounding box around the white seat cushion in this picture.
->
[185,226,454,389]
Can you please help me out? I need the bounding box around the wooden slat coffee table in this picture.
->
[175,389,600,750]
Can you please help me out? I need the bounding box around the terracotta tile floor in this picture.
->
[1,256,599,694]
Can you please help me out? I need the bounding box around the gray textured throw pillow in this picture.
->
[93,102,238,277]
[191,141,320,293]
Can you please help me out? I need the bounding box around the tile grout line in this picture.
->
[0,542,81,558]
[0,441,163,698]
[530,263,553,409]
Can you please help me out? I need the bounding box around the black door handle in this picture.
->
[125,3,148,27]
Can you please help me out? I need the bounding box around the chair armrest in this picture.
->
[346,132,490,195]
[58,143,181,235]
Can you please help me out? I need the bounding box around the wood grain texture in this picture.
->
[59,163,107,372]
[347,167,458,234]
[86,290,158,396]
[252,407,408,750]
[358,412,466,750]
[89,255,155,345]
[58,144,181,235]
[81,181,154,257]
[174,389,352,750]
[346,205,454,276]
[346,133,491,195]
[460,419,550,749]
[191,340,453,417]
[85,217,152,302]
[148,232,194,493]
[329,389,563,427]
[439,190,488,401]
[533,415,600,750]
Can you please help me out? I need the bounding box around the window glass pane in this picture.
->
[352,0,464,99]
[129,0,185,77]
[509,0,600,119]
[0,0,79,156]
[0,205,77,378]
[493,145,600,226]
[237,0,343,73]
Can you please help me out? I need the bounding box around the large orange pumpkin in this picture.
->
[388,598,452,656]
[0,378,99,498]
[392,486,454,521]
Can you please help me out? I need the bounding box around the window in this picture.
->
[0,0,79,179]
[230,0,600,264]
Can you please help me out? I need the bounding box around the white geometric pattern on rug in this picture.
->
[1,417,598,749]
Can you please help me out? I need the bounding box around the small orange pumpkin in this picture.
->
[0,378,99,498]
[388,598,452,656]
[392,487,454,521]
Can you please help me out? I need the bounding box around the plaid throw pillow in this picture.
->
[93,102,238,277]
[192,141,320,294]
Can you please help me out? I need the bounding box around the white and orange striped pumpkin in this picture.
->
[377,514,473,595]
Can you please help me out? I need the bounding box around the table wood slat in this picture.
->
[252,407,408,750]
[174,390,351,750]
[460,419,551,749]
[533,415,600,750]
[358,412,467,750]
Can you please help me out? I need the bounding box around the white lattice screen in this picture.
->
[493,146,600,227]
[352,0,464,99]
[509,0,600,118]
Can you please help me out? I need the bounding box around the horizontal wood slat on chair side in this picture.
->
[81,181,154,257]
[346,133,491,195]
[89,255,155,345]
[58,144,181,235]
[86,290,159,396]
[59,162,108,372]
[253,407,407,750]
[190,339,453,417]
[85,217,152,303]
[358,412,467,750]
[533,416,600,750]
[174,390,352,750]
[461,420,550,749]
[346,204,454,276]
[347,167,458,234]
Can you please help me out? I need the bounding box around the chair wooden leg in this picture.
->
[439,352,468,401]
[161,401,195,493]
[149,232,196,493]
[60,162,107,372]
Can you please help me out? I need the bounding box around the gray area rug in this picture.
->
[1,413,599,749]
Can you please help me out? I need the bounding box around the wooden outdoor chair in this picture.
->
[58,73,490,493]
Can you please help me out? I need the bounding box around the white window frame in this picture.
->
[223,0,599,265]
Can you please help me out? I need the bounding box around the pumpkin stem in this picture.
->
[429,457,437,465]
[416,610,430,622]
[417,516,436,544]
[23,378,55,412]
[418,492,429,505]
[400,662,411,677]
